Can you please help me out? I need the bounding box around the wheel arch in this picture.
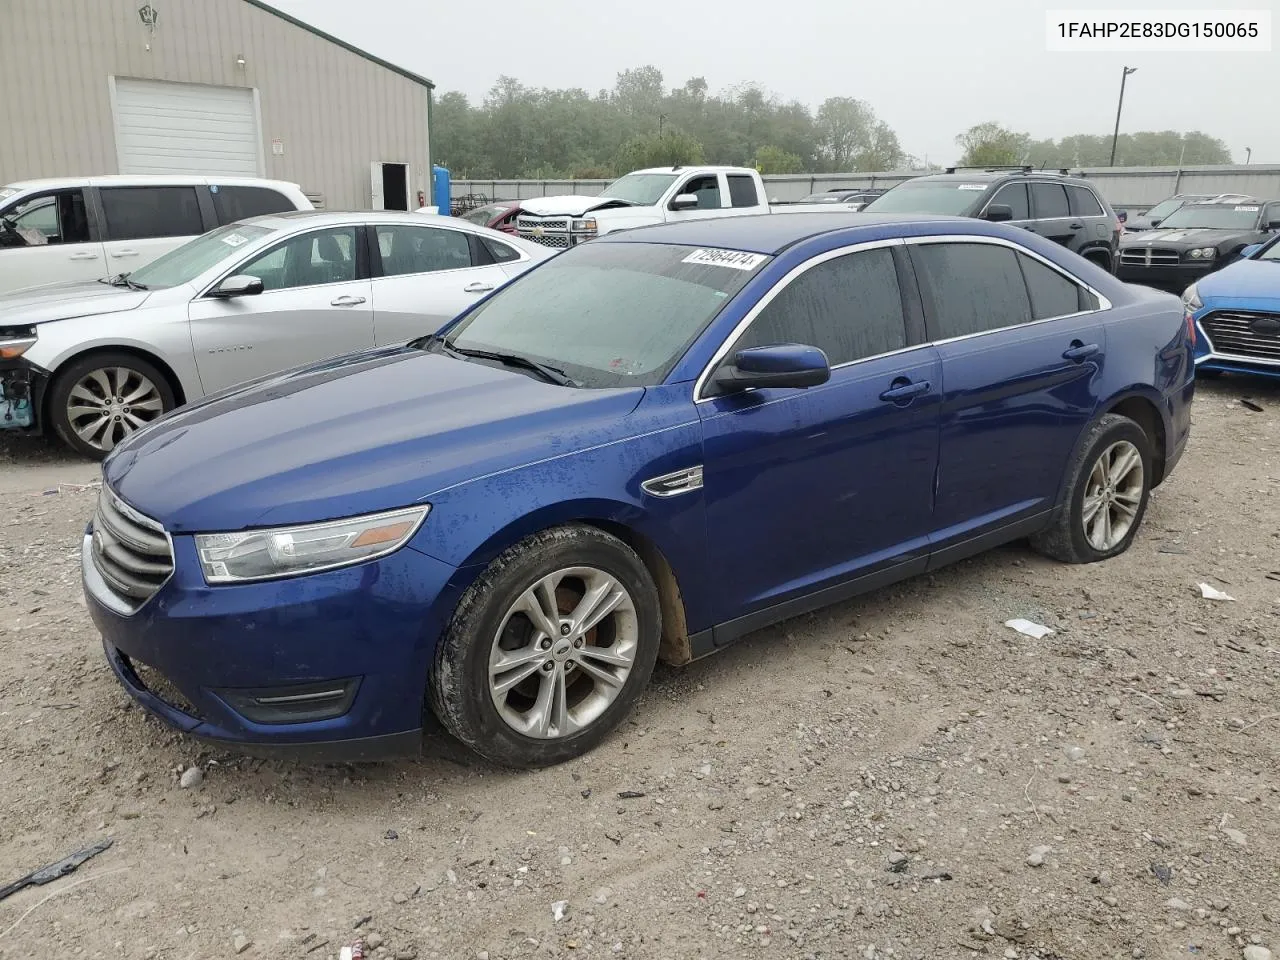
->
[1103,389,1169,485]
[1078,243,1113,270]
[448,500,697,667]
[43,343,190,417]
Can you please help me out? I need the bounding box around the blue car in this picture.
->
[82,213,1195,767]
[1185,234,1280,380]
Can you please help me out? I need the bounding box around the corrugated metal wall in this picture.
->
[0,0,432,211]
[451,165,1280,212]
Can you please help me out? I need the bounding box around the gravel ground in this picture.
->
[1,378,1277,960]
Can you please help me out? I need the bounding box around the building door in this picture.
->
[112,78,261,176]
[371,163,410,211]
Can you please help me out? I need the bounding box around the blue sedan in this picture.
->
[1185,235,1280,380]
[82,213,1195,767]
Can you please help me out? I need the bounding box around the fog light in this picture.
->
[217,678,360,724]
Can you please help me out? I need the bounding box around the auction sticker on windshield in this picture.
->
[682,248,766,271]
[1235,205,1260,211]
[957,184,987,190]
[221,233,251,247]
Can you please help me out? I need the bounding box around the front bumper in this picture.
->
[84,531,466,760]
[1116,259,1218,293]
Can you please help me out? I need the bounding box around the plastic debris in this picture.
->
[552,900,570,922]
[617,790,645,800]
[0,838,114,903]
[1004,618,1055,639]
[1198,583,1236,601]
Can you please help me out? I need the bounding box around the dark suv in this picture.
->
[862,166,1121,272]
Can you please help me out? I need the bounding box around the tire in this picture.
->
[1031,413,1152,564]
[428,524,661,768]
[48,352,177,460]
[1084,250,1112,273]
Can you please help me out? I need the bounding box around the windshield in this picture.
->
[461,203,511,225]
[1143,198,1188,221]
[441,241,767,388]
[862,181,986,216]
[128,223,275,289]
[1258,239,1280,262]
[1157,204,1261,230]
[0,187,19,206]
[801,194,840,203]
[598,173,679,206]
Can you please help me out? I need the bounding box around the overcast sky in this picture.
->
[272,0,1276,165]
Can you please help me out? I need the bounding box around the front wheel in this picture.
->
[48,352,176,460]
[1031,413,1152,564]
[428,525,661,768]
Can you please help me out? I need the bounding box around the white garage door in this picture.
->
[113,78,261,176]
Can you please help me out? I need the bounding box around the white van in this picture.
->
[0,176,313,294]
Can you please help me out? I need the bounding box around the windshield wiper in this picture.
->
[448,344,579,387]
[100,272,147,291]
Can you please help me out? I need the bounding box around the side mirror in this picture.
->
[210,274,264,298]
[713,344,830,394]
[1239,243,1262,259]
[1266,218,1280,231]
[669,193,699,211]
[1149,218,1163,227]
[983,203,1013,223]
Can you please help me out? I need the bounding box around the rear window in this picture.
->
[100,186,203,241]
[211,185,297,223]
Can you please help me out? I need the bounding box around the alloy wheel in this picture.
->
[65,366,165,453]
[487,566,639,739]
[1081,439,1144,552]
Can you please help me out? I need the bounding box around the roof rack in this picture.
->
[944,165,1033,174]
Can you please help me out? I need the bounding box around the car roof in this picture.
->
[906,171,1097,188]
[597,212,973,255]
[2,175,304,192]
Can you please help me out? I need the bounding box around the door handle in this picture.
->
[330,295,366,307]
[464,282,495,294]
[68,252,99,261]
[879,379,931,402]
[1062,341,1100,362]
[1069,221,1084,229]
[110,249,139,258]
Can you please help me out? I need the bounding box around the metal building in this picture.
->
[0,0,434,211]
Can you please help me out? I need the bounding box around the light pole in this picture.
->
[1109,66,1137,167]
[1245,146,1252,165]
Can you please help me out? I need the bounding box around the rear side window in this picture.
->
[989,183,1029,221]
[1066,186,1104,217]
[1030,183,1070,219]
[1018,253,1085,319]
[727,175,760,209]
[100,186,203,241]
[734,247,906,365]
[482,236,521,263]
[375,224,474,276]
[211,185,296,224]
[913,242,1032,339]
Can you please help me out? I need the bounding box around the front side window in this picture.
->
[678,175,723,210]
[913,242,1032,339]
[237,226,358,291]
[598,173,678,206]
[442,241,765,388]
[989,183,1029,221]
[1158,203,1262,230]
[130,223,275,289]
[1030,183,1070,219]
[0,189,90,247]
[734,247,906,366]
[211,185,297,224]
[727,175,760,208]
[100,186,203,241]
[375,224,473,276]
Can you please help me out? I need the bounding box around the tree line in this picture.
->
[432,66,1232,179]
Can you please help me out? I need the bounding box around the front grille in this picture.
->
[1200,310,1280,363]
[1120,247,1181,267]
[90,487,173,610]
[523,234,572,249]
[121,653,205,721]
[516,216,570,233]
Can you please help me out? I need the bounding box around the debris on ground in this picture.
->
[1198,582,1236,601]
[1004,618,1055,639]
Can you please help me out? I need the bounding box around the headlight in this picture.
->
[195,505,429,584]
[571,217,597,234]
[1186,247,1217,260]
[1182,283,1202,310]
[0,335,36,360]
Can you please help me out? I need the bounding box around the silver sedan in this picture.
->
[0,211,553,458]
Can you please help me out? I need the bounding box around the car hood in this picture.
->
[1120,227,1253,249]
[0,280,151,324]
[519,195,638,217]
[103,346,646,533]
[1197,258,1280,303]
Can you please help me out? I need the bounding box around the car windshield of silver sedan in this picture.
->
[127,222,275,289]
[436,241,769,389]
[1156,203,1260,231]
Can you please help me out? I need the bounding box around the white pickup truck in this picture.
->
[514,165,853,249]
